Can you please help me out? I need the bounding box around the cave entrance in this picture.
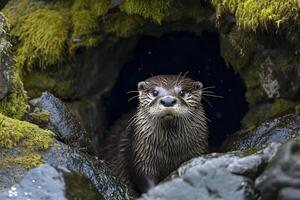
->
[103,32,248,149]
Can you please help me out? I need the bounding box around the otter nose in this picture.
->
[160,96,177,107]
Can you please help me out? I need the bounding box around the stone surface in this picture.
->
[255,141,300,200]
[171,142,281,180]
[256,49,300,100]
[277,188,300,200]
[0,139,133,200]
[43,140,133,200]
[0,13,13,100]
[138,143,283,200]
[139,169,255,200]
[34,91,88,147]
[222,113,300,151]
[0,164,103,200]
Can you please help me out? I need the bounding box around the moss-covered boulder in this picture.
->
[0,113,54,188]
[0,112,133,199]
[0,13,13,100]
[213,0,300,127]
[0,13,27,119]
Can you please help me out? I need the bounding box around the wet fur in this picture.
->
[104,75,208,192]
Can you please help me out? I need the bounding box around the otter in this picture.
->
[104,75,208,193]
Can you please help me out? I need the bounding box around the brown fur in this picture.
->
[104,75,208,192]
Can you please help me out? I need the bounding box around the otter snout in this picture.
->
[160,96,177,107]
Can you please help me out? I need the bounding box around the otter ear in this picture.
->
[138,81,146,91]
[193,81,203,90]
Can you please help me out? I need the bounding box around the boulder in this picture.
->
[255,141,300,200]
[30,91,88,148]
[222,113,300,151]
[139,143,281,200]
[0,164,103,200]
[139,169,255,200]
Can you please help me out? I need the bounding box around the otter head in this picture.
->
[137,75,203,122]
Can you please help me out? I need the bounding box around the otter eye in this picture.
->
[152,90,159,97]
[179,90,186,97]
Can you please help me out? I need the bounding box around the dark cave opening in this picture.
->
[103,31,248,149]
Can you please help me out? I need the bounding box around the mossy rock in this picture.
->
[0,112,54,188]
[222,112,300,152]
[0,12,28,119]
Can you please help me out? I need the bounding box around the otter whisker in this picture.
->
[178,71,189,85]
[127,90,139,94]
[202,96,213,108]
[202,94,224,99]
[175,72,183,86]
[201,86,216,90]
[128,95,139,102]
[201,91,215,94]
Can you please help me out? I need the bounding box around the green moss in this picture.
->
[120,0,172,23]
[3,154,43,169]
[120,0,209,24]
[212,0,300,32]
[0,113,54,149]
[0,81,28,119]
[70,0,110,51]
[104,12,145,38]
[15,8,70,71]
[0,113,54,168]
[265,99,296,119]
[24,72,74,98]
[0,12,28,119]
[29,111,50,124]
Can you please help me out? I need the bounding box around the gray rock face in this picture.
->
[256,49,300,100]
[34,91,88,147]
[138,143,282,200]
[255,141,300,200]
[222,113,300,151]
[172,143,281,180]
[43,140,133,200]
[0,13,13,100]
[139,169,255,200]
[0,164,103,200]
[173,153,264,179]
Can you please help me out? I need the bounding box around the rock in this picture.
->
[66,97,106,155]
[138,143,282,200]
[0,13,13,100]
[277,188,300,200]
[222,113,300,151]
[171,142,280,180]
[256,49,300,100]
[255,141,300,200]
[0,164,103,200]
[43,140,133,200]
[139,169,255,200]
[32,91,88,147]
[1,139,133,200]
[173,153,263,180]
